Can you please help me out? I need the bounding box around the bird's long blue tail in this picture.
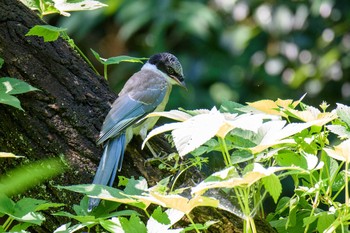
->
[88,133,126,211]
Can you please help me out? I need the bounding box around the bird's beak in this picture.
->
[172,74,187,90]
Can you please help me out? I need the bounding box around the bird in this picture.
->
[88,52,186,210]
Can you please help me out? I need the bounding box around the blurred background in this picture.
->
[51,0,350,110]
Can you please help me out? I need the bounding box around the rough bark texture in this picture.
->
[0,0,276,232]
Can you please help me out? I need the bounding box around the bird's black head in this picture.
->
[148,53,185,88]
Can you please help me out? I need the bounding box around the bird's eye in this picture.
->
[167,67,175,75]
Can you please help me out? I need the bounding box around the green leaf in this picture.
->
[54,222,92,233]
[10,222,32,232]
[184,220,217,232]
[317,212,335,232]
[54,211,97,223]
[332,170,345,192]
[220,100,244,113]
[91,49,147,65]
[119,176,148,195]
[0,196,61,226]
[151,206,170,225]
[26,25,67,42]
[0,92,23,110]
[231,150,254,165]
[275,150,307,169]
[0,77,39,95]
[120,215,147,233]
[99,218,123,233]
[287,196,299,227]
[0,158,66,196]
[262,174,282,203]
[275,196,290,213]
[303,214,319,226]
[0,194,15,214]
[146,208,184,233]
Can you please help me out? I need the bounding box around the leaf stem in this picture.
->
[345,161,349,213]
[170,163,194,192]
[104,64,108,80]
[186,213,200,233]
[218,137,231,167]
[3,216,13,231]
[61,32,100,75]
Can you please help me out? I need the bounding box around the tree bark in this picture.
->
[0,0,275,232]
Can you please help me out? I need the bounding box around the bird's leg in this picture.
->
[144,141,159,157]
[139,128,163,158]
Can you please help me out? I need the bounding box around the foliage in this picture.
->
[0,158,66,232]
[91,49,147,80]
[0,77,39,111]
[21,0,107,17]
[26,25,67,42]
[54,96,350,233]
[57,176,216,233]
[3,0,350,232]
[0,195,64,232]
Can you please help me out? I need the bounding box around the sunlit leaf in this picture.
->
[53,0,108,17]
[57,184,148,209]
[247,99,282,116]
[99,217,123,233]
[146,110,192,122]
[324,139,350,162]
[147,191,219,214]
[142,122,183,150]
[0,152,24,158]
[171,108,227,156]
[54,222,91,233]
[144,107,270,157]
[192,164,292,195]
[327,125,350,139]
[251,121,302,153]
[251,118,330,154]
[285,106,336,125]
[336,103,350,126]
[248,95,305,118]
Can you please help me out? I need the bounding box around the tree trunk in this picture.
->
[0,0,275,232]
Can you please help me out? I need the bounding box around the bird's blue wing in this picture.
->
[97,71,169,145]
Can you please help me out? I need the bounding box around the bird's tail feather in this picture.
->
[88,133,126,211]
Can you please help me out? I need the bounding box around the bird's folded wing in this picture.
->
[97,85,167,144]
